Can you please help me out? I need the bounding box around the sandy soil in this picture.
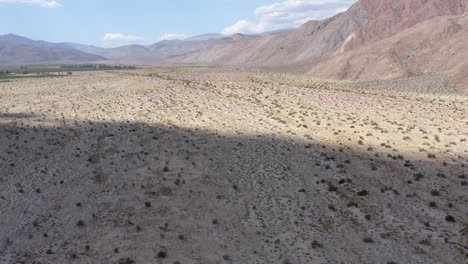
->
[0,68,467,264]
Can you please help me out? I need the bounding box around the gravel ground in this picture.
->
[0,68,467,264]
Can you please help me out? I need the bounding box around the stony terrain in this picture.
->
[0,68,467,264]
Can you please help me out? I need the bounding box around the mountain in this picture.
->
[0,34,44,46]
[97,34,228,61]
[339,0,467,52]
[0,33,107,64]
[309,12,468,81]
[3,0,467,87]
[0,40,106,65]
[148,37,225,58]
[0,33,229,63]
[166,6,375,65]
[94,44,152,61]
[308,0,468,91]
[168,0,468,90]
[0,34,104,54]
[171,0,467,65]
[58,43,106,54]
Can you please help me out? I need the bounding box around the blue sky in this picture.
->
[0,0,357,47]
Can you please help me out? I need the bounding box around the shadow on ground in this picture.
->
[0,118,466,264]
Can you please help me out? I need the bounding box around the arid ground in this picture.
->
[0,68,467,264]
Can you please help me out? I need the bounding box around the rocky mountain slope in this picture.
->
[172,0,467,65]
[338,0,467,52]
[169,0,468,90]
[309,12,468,80]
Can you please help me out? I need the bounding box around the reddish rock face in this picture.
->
[309,12,468,81]
[342,0,467,51]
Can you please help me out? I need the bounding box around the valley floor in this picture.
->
[0,68,467,264]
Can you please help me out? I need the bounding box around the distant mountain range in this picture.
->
[0,39,106,65]
[0,33,106,54]
[0,33,230,65]
[96,35,227,61]
[0,0,467,91]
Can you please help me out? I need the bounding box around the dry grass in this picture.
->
[0,68,467,264]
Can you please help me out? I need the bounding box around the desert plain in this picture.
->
[0,68,467,264]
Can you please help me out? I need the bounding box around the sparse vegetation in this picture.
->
[311,240,323,248]
[157,251,167,259]
[445,215,456,222]
[0,68,466,264]
[328,183,338,192]
[357,190,369,196]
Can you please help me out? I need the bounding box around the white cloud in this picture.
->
[223,0,357,35]
[103,33,143,42]
[0,0,62,8]
[159,33,187,41]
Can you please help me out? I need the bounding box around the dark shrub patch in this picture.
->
[157,251,167,258]
[328,183,338,192]
[311,240,323,248]
[445,215,456,222]
[76,220,85,228]
[357,190,368,196]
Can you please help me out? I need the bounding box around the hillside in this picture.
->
[168,0,468,89]
[309,13,468,82]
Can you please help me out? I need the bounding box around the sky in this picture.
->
[0,0,357,47]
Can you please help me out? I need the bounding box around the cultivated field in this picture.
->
[0,68,467,264]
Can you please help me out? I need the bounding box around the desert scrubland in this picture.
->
[0,68,467,264]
